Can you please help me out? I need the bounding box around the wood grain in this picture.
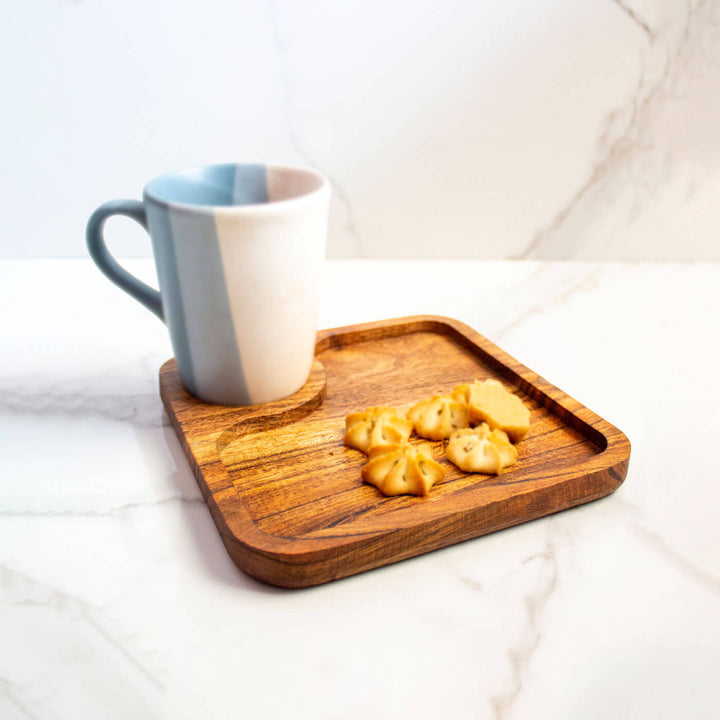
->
[159,316,631,588]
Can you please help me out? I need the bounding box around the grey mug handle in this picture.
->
[86,199,164,321]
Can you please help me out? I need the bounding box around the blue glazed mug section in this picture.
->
[86,199,164,320]
[144,163,268,207]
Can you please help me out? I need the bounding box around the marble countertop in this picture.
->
[1,259,719,719]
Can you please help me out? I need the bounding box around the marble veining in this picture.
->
[267,0,365,258]
[0,677,37,720]
[630,522,720,597]
[4,3,720,260]
[519,0,720,260]
[491,525,559,720]
[2,562,164,692]
[0,384,166,429]
[612,0,654,40]
[0,495,204,519]
[2,259,719,718]
[493,265,605,341]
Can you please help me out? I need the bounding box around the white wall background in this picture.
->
[2,0,719,260]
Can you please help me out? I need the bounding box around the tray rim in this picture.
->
[160,315,631,586]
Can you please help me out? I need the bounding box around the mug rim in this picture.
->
[143,162,330,214]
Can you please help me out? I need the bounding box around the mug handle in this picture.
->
[86,199,164,321]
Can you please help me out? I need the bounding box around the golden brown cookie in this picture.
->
[361,442,445,496]
[407,394,469,441]
[446,424,518,474]
[343,406,413,454]
[455,378,530,442]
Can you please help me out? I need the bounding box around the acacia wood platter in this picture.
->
[159,316,630,588]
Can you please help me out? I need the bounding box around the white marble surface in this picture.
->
[3,1,720,260]
[1,259,719,719]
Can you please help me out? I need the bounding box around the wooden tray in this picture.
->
[159,316,630,588]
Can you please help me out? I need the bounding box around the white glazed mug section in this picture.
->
[213,182,328,405]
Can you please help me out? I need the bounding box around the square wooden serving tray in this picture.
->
[159,316,630,588]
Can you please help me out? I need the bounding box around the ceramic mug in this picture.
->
[86,163,330,405]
